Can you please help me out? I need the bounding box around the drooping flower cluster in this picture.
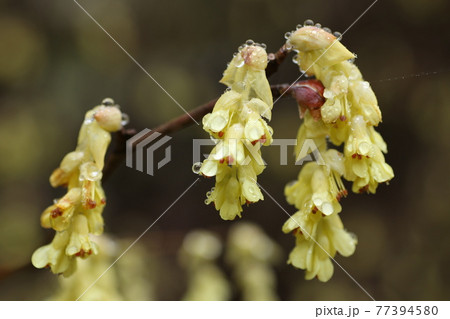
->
[32,98,127,277]
[282,21,394,281]
[226,223,281,300]
[179,230,231,301]
[195,41,273,220]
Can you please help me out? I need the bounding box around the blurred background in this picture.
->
[1,0,450,300]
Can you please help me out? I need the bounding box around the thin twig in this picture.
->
[266,44,291,77]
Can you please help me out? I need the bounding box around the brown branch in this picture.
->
[266,44,291,78]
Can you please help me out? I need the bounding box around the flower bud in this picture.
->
[94,106,122,132]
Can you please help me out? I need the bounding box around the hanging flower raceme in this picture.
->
[282,21,394,281]
[32,98,128,277]
[194,41,273,220]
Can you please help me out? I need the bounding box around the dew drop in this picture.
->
[333,31,342,40]
[296,24,303,29]
[192,162,202,174]
[322,27,332,34]
[260,43,267,50]
[210,135,219,144]
[102,98,115,106]
[292,54,299,64]
[284,32,292,39]
[349,232,358,242]
[235,60,245,68]
[245,39,254,46]
[304,19,314,26]
[315,23,322,28]
[286,180,297,188]
[225,87,232,92]
[121,113,129,126]
[87,170,101,181]
[84,117,95,125]
[80,162,102,181]
[321,202,333,216]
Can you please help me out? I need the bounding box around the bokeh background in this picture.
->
[1,0,450,300]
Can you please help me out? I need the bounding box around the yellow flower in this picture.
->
[288,26,354,74]
[284,213,357,282]
[32,98,125,276]
[31,231,76,277]
[283,23,393,281]
[196,42,273,220]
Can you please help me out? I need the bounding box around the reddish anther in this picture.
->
[51,207,63,218]
[359,185,369,193]
[86,199,97,209]
[251,134,267,145]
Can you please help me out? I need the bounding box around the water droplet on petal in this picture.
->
[286,180,297,188]
[292,54,299,64]
[333,31,342,40]
[315,23,322,28]
[245,39,254,46]
[210,135,219,144]
[80,162,102,181]
[121,113,129,126]
[321,202,333,215]
[296,24,303,29]
[102,98,115,106]
[225,87,232,92]
[322,27,332,34]
[284,32,292,39]
[84,117,95,125]
[304,19,314,26]
[260,43,267,50]
[192,162,202,174]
